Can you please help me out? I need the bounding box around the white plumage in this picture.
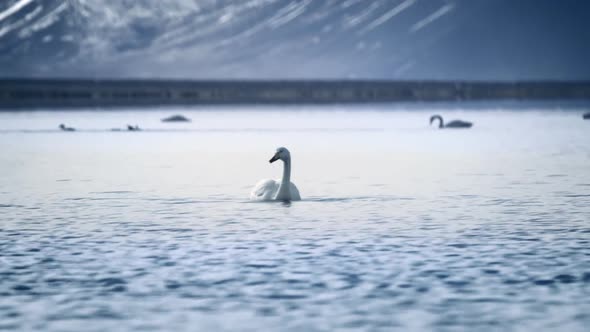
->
[250,179,301,201]
[249,147,301,202]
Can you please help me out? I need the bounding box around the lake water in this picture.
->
[1,106,589,331]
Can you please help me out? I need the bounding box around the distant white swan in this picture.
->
[430,115,473,129]
[250,147,301,202]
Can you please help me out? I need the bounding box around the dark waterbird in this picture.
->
[59,124,75,131]
[430,115,473,129]
[583,112,590,120]
[127,125,141,131]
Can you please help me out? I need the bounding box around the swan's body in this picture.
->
[583,112,590,120]
[59,124,75,131]
[250,179,300,201]
[430,115,472,129]
[250,147,301,201]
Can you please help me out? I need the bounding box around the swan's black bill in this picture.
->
[269,154,279,163]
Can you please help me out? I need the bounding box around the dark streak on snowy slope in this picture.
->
[1,0,589,80]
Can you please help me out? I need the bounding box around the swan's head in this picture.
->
[269,147,290,163]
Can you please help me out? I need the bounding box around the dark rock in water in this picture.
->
[162,115,191,122]
[583,112,590,119]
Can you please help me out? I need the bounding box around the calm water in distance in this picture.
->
[1,106,589,331]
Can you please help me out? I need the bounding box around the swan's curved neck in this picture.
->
[433,115,444,128]
[277,157,292,200]
[282,158,291,184]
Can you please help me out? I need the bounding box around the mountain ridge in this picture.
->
[2,0,590,80]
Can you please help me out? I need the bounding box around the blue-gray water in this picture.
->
[1,107,589,331]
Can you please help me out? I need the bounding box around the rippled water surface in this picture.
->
[1,107,589,331]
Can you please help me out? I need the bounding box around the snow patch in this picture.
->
[0,0,35,23]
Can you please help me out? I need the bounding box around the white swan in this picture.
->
[430,115,473,129]
[250,147,301,201]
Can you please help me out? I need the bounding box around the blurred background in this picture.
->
[1,0,590,80]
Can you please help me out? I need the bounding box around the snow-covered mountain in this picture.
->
[1,0,589,80]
